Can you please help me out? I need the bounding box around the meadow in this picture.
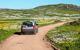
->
[47,19,80,50]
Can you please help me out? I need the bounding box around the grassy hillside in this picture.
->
[0,4,80,18]
[34,4,80,17]
[35,4,80,12]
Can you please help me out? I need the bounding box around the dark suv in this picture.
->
[21,21,38,34]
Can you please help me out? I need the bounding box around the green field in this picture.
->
[47,20,80,50]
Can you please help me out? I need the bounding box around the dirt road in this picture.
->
[0,22,65,50]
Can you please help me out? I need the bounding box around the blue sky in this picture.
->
[0,0,80,9]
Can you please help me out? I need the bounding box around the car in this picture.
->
[21,20,38,34]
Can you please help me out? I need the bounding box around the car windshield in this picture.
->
[23,22,33,27]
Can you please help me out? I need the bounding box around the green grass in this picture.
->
[0,29,19,42]
[37,19,55,27]
[47,23,80,50]
[54,9,80,14]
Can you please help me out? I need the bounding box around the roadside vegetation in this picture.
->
[47,19,80,50]
[0,29,19,42]
[37,19,55,27]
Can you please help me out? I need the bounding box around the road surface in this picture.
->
[0,22,65,50]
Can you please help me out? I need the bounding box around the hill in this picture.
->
[0,4,80,18]
[34,4,80,17]
[35,4,80,11]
